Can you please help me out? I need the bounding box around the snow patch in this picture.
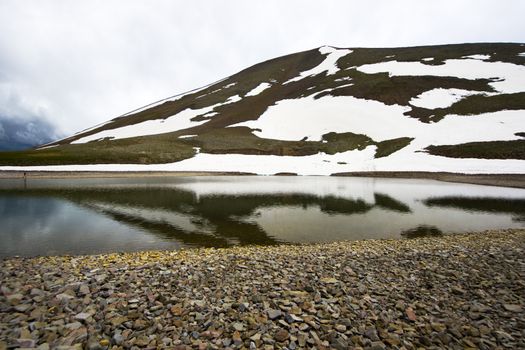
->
[36,145,59,150]
[356,59,525,94]
[284,46,352,84]
[230,95,410,142]
[230,94,523,148]
[409,88,479,109]
[3,144,523,175]
[178,135,197,139]
[332,83,354,89]
[421,57,433,62]
[73,93,245,143]
[225,95,242,104]
[518,52,525,57]
[462,54,490,60]
[246,82,271,97]
[73,102,224,144]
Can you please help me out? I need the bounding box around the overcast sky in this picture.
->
[0,0,524,143]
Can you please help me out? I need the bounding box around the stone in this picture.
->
[405,307,417,321]
[232,331,242,346]
[112,332,124,345]
[335,324,347,332]
[16,339,36,348]
[320,277,338,284]
[133,319,147,330]
[431,322,446,332]
[14,304,31,312]
[267,309,282,320]
[56,293,75,302]
[65,322,83,330]
[78,284,90,296]
[170,305,183,316]
[331,337,349,350]
[503,304,523,312]
[452,286,466,295]
[74,312,92,322]
[62,327,88,345]
[7,293,24,305]
[233,322,244,331]
[369,341,386,350]
[364,327,379,341]
[274,329,289,342]
[110,316,128,327]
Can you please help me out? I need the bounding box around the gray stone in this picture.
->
[267,309,282,320]
[364,327,379,341]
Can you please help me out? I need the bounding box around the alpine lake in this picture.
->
[0,175,523,257]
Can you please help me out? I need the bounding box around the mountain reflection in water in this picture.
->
[0,176,523,257]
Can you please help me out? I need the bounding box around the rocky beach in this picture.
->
[1,229,524,350]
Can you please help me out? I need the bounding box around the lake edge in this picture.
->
[1,171,524,188]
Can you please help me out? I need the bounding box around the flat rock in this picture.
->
[503,304,523,312]
[267,309,282,320]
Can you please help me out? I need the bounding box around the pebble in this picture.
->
[0,229,523,349]
[267,309,282,320]
[503,303,523,312]
[73,312,92,322]
[274,329,289,342]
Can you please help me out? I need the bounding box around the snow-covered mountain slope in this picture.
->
[1,43,525,174]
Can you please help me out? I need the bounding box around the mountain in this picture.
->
[1,43,524,175]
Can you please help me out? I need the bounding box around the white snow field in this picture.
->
[356,58,525,94]
[72,95,241,144]
[229,94,522,144]
[409,88,479,109]
[462,54,491,60]
[1,147,523,175]
[246,82,272,97]
[284,46,352,84]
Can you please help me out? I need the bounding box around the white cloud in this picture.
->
[0,0,523,137]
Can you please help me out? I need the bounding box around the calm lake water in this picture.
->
[0,176,523,257]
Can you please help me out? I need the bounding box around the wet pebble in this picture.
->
[0,229,523,349]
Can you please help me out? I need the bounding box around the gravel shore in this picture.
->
[1,229,524,349]
[1,171,524,188]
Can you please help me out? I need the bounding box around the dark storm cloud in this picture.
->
[0,115,60,151]
[0,85,62,150]
[0,0,524,137]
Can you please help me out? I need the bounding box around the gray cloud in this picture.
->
[0,0,524,138]
[0,85,62,150]
[0,116,60,151]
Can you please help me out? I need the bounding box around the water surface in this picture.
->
[0,176,523,257]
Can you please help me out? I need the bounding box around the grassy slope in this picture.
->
[426,140,525,160]
[0,135,195,166]
[0,43,524,166]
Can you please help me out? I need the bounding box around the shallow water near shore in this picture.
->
[0,176,523,257]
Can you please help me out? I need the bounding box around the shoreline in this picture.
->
[0,170,524,188]
[1,229,524,349]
